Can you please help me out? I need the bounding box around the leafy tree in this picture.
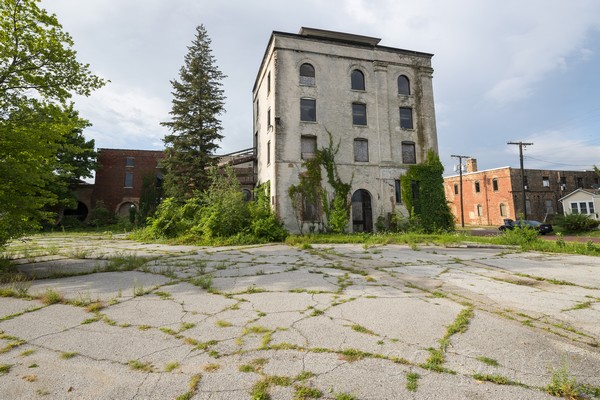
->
[0,0,106,246]
[401,150,455,233]
[161,25,226,199]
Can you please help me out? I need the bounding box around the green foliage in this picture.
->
[554,213,600,233]
[546,363,579,398]
[161,25,226,199]
[497,225,540,246]
[136,173,163,226]
[0,0,105,246]
[400,150,455,233]
[288,131,351,234]
[143,169,286,242]
[87,201,116,227]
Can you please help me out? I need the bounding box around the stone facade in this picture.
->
[444,160,600,226]
[253,27,439,233]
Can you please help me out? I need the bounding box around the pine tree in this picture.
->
[161,25,226,199]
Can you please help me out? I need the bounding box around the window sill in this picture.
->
[300,120,318,124]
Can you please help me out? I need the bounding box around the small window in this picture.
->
[477,204,483,217]
[352,103,367,126]
[589,202,595,214]
[577,177,584,188]
[523,176,528,188]
[354,139,369,162]
[267,71,271,94]
[351,69,365,90]
[267,140,271,165]
[256,100,259,120]
[397,75,410,95]
[267,108,272,127]
[300,98,316,122]
[301,135,317,159]
[492,178,498,191]
[580,202,588,214]
[395,180,402,204]
[542,176,549,187]
[474,181,480,193]
[560,176,567,190]
[399,107,413,129]
[545,200,554,214]
[401,141,416,164]
[500,203,507,217]
[300,63,315,85]
[570,202,579,214]
[124,171,133,188]
[126,157,135,167]
[453,184,458,195]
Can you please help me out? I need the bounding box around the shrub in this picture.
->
[87,201,116,227]
[498,225,540,246]
[554,213,599,233]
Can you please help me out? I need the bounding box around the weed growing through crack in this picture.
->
[164,361,180,372]
[350,324,374,335]
[406,372,420,392]
[105,253,149,272]
[0,364,11,374]
[473,373,510,385]
[20,349,36,357]
[154,291,172,300]
[128,360,154,372]
[60,352,78,359]
[335,393,358,400]
[176,373,202,400]
[546,362,580,398]
[203,363,220,372]
[239,358,268,373]
[216,320,232,328]
[191,275,213,290]
[476,356,500,367]
[293,384,322,399]
[39,289,63,305]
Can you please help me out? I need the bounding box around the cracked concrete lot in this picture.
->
[1,234,600,399]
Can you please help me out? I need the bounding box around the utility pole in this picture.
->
[507,141,533,220]
[451,154,470,228]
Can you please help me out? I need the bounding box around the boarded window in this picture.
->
[124,172,133,188]
[402,141,416,164]
[301,136,317,159]
[500,203,507,217]
[354,139,369,162]
[300,63,315,85]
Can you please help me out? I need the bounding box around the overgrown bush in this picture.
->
[141,167,287,243]
[497,226,540,246]
[554,213,599,233]
[87,201,116,227]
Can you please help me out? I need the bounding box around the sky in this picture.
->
[41,0,600,176]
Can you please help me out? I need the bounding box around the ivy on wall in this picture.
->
[288,131,352,234]
[401,149,455,233]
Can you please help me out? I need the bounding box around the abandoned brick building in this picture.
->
[443,158,600,226]
[70,148,255,221]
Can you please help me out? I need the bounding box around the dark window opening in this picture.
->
[399,107,413,129]
[475,181,480,193]
[352,103,367,126]
[351,69,365,90]
[454,184,459,195]
[300,98,316,122]
[395,180,402,204]
[397,75,410,95]
[492,179,498,191]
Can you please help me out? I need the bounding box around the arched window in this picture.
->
[299,63,315,85]
[398,75,410,95]
[351,69,365,90]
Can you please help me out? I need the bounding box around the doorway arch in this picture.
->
[351,189,373,232]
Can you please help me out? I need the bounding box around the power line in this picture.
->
[524,156,596,168]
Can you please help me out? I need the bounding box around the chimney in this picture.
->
[466,158,478,173]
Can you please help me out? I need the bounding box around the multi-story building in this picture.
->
[252,27,439,233]
[443,158,600,226]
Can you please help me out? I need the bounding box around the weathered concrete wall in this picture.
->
[253,30,438,233]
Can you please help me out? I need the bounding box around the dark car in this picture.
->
[498,219,553,235]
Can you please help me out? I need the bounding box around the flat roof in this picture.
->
[298,27,381,46]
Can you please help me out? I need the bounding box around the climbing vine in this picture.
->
[400,150,454,233]
[288,131,352,234]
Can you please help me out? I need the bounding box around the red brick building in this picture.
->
[443,159,599,226]
[71,148,256,221]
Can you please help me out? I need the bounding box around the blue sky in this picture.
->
[41,0,600,175]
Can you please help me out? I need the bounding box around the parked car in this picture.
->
[498,219,553,235]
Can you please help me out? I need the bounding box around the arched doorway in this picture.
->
[351,189,373,232]
[118,202,136,218]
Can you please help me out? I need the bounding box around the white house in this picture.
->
[559,188,600,221]
[252,27,439,233]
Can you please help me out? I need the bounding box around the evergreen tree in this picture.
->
[161,25,226,199]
